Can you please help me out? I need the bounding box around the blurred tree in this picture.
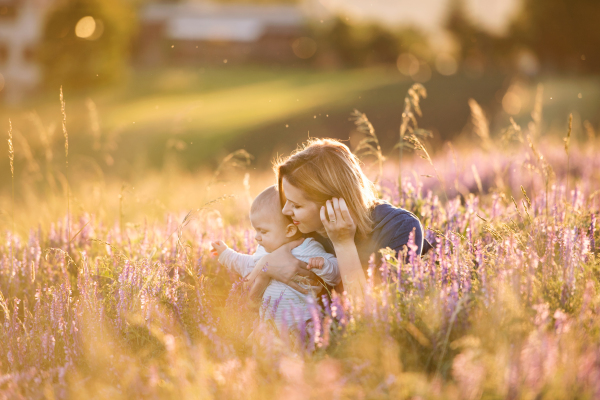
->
[313,17,429,68]
[39,0,138,91]
[445,0,514,74]
[510,0,600,72]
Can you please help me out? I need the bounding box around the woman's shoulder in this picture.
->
[366,200,425,255]
[371,201,421,230]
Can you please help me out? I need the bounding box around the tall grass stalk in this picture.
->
[86,98,101,150]
[399,84,427,193]
[404,133,448,202]
[529,83,544,138]
[7,119,14,282]
[351,109,384,185]
[472,164,483,194]
[60,87,70,250]
[564,113,573,198]
[527,134,555,219]
[207,149,253,194]
[469,98,507,191]
[28,112,58,192]
[583,120,595,141]
[468,99,492,150]
[119,183,125,236]
[13,131,41,180]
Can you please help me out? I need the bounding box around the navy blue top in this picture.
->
[309,201,431,267]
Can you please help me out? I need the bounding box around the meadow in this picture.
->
[0,75,599,399]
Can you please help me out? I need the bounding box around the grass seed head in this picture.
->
[352,109,385,183]
[60,86,68,165]
[530,83,544,136]
[468,99,491,150]
[7,119,13,178]
[564,113,573,155]
[583,120,595,140]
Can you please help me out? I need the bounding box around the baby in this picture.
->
[211,185,340,328]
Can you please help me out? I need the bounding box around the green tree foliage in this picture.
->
[314,17,429,67]
[510,0,600,72]
[445,0,513,73]
[39,0,137,91]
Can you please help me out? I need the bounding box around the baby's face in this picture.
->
[250,210,292,253]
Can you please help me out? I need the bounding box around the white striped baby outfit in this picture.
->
[218,238,340,327]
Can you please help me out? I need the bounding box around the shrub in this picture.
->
[38,0,137,91]
[313,17,430,67]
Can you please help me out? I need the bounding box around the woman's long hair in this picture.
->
[274,138,378,238]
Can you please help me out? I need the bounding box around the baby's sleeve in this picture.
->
[301,240,341,286]
[218,249,255,278]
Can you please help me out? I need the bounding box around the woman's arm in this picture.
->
[321,198,367,300]
[245,239,319,297]
[246,271,271,300]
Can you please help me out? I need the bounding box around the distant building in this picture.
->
[0,0,51,103]
[136,3,309,65]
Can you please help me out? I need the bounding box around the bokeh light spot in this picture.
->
[435,53,458,76]
[502,91,522,115]
[75,16,96,39]
[412,62,431,83]
[292,37,317,59]
[397,53,419,76]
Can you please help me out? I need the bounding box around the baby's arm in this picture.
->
[310,254,340,286]
[211,240,255,278]
[299,240,341,286]
[308,257,325,270]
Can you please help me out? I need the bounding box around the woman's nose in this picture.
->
[282,201,292,215]
[255,233,261,241]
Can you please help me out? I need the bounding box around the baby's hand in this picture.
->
[211,240,228,256]
[307,257,324,270]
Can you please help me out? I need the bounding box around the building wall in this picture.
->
[135,3,306,66]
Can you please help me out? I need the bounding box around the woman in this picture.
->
[247,138,430,300]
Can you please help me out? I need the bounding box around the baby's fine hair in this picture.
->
[251,185,290,224]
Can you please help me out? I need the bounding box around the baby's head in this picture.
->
[250,185,302,253]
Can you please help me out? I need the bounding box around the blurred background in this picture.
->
[0,0,598,228]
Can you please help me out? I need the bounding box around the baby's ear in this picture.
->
[285,223,298,238]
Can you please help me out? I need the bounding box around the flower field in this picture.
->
[1,94,599,399]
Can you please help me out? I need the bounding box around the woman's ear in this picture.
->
[285,223,298,238]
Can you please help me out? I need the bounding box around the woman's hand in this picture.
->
[246,239,319,295]
[320,198,357,245]
[320,197,367,301]
[248,272,271,301]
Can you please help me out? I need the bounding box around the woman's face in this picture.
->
[281,178,325,235]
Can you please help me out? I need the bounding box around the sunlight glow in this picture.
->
[75,16,96,39]
[435,53,458,76]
